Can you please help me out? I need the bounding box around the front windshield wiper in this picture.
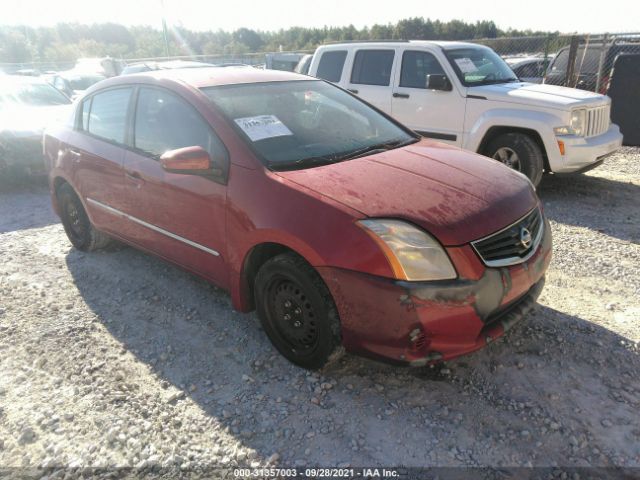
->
[269,137,419,171]
[338,137,419,161]
[478,78,520,85]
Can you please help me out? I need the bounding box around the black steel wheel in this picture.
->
[57,182,113,251]
[255,253,342,370]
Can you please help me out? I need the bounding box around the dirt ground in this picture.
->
[0,148,639,476]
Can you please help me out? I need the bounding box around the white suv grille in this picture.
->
[586,105,610,137]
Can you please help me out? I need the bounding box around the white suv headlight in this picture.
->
[569,108,586,136]
[358,219,457,281]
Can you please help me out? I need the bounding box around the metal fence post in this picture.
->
[595,33,610,93]
[565,35,580,87]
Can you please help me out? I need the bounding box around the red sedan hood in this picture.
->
[274,140,539,246]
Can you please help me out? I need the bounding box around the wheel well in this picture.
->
[478,126,551,173]
[241,242,298,311]
[53,177,68,194]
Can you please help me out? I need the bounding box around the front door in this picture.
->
[123,86,229,288]
[391,49,466,146]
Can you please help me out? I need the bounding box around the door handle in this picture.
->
[67,148,82,163]
[125,170,144,184]
[392,92,410,99]
[347,88,359,94]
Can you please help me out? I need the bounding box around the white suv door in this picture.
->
[391,48,466,146]
[345,48,398,114]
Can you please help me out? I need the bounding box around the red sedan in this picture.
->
[44,67,552,370]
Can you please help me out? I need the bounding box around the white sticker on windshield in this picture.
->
[234,115,293,142]
[454,58,478,73]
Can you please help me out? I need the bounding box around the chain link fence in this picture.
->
[2,33,638,93]
[470,32,640,94]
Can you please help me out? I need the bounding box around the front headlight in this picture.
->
[570,108,586,136]
[358,219,456,281]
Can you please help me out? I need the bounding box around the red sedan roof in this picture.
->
[108,66,314,90]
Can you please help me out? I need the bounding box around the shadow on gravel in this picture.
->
[0,179,58,233]
[537,173,639,243]
[64,243,640,465]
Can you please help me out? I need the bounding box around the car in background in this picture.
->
[120,60,218,75]
[294,54,313,75]
[1,76,71,178]
[265,53,305,71]
[504,56,552,84]
[544,37,640,93]
[74,57,123,77]
[44,72,107,99]
[44,67,551,370]
[309,41,623,186]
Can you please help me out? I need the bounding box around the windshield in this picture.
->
[202,80,416,169]
[0,81,71,107]
[444,46,519,86]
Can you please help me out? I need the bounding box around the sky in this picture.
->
[3,0,639,33]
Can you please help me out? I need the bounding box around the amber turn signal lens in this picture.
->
[557,140,565,156]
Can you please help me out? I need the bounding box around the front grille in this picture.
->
[472,208,544,267]
[586,105,610,137]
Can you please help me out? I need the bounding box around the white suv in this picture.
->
[308,41,623,185]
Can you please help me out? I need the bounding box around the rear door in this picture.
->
[122,86,229,287]
[391,48,465,145]
[67,87,133,235]
[345,49,397,113]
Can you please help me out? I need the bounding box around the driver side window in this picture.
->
[400,51,446,89]
[133,87,226,163]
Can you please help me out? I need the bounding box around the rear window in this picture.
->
[316,50,347,82]
[86,88,132,144]
[350,50,395,86]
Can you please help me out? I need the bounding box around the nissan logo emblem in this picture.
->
[520,227,533,248]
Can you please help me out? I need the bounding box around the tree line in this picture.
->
[0,18,556,64]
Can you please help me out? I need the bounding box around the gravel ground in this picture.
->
[0,149,639,476]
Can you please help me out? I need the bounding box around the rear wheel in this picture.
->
[57,183,113,251]
[485,132,544,186]
[254,253,343,370]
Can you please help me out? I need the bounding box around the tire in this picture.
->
[57,183,113,251]
[254,253,343,370]
[485,132,544,187]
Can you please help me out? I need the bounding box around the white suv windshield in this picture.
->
[444,46,519,86]
[202,80,416,170]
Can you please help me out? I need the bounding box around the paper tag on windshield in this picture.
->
[234,115,293,142]
[454,58,478,73]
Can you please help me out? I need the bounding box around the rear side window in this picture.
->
[86,88,132,144]
[399,51,446,88]
[133,87,225,160]
[351,50,395,86]
[316,50,347,82]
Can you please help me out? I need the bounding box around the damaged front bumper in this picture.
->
[318,218,552,366]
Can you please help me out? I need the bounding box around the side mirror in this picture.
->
[160,146,218,175]
[426,74,452,91]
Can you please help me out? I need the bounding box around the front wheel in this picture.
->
[254,253,343,370]
[485,133,544,186]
